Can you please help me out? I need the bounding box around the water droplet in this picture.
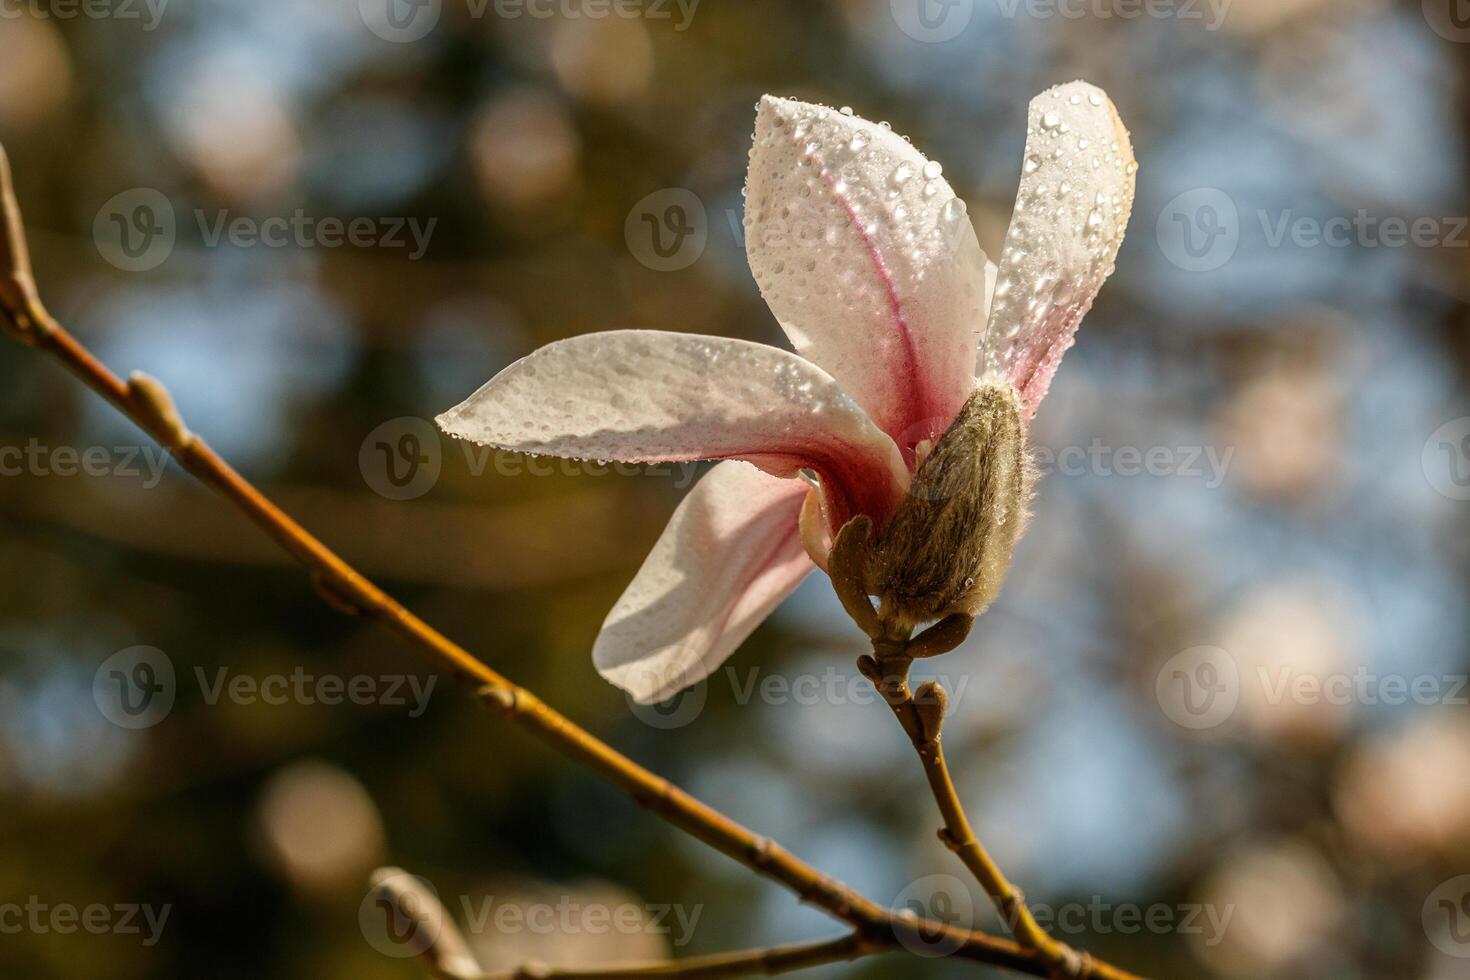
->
[849,132,869,152]
[839,105,854,116]
[1023,154,1041,174]
[1088,92,1103,107]
[890,162,914,187]
[922,160,943,180]
[941,198,966,223]
[1041,111,1061,130]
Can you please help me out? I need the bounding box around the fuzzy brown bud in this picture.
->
[867,384,1031,629]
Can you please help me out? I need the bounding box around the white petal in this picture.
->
[436,330,909,528]
[594,461,813,703]
[745,96,992,453]
[980,81,1137,413]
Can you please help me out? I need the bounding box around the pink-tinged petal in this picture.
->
[436,330,909,528]
[980,81,1136,415]
[594,461,813,703]
[745,96,992,455]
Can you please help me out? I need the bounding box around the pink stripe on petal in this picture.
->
[746,97,992,455]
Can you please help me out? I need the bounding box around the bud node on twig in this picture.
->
[913,681,948,744]
[126,372,194,452]
[476,683,517,711]
[310,570,364,617]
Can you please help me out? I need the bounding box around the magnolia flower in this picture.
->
[439,82,1136,703]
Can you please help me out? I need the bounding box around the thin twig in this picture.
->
[859,651,1089,979]
[0,144,1141,980]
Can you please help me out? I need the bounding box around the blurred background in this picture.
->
[0,0,1467,977]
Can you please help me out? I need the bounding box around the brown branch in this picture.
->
[0,144,1143,980]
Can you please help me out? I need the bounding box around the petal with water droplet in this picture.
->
[745,96,993,456]
[980,81,1137,414]
[436,330,910,528]
[594,461,813,703]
